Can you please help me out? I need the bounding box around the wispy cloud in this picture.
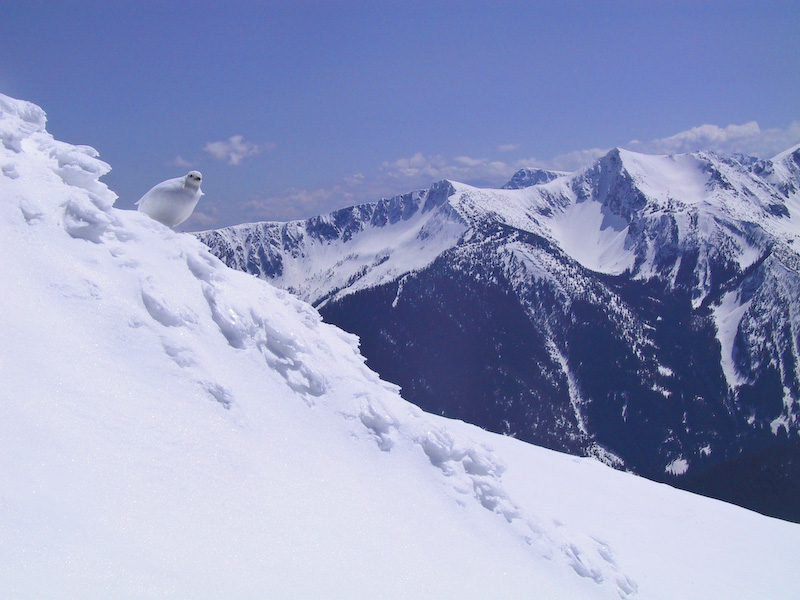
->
[626,121,800,158]
[180,208,218,229]
[381,152,513,188]
[240,184,362,223]
[497,143,520,153]
[169,155,194,168]
[519,147,609,172]
[204,135,271,166]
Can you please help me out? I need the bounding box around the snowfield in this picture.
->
[2,93,799,599]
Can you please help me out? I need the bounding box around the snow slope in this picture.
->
[2,93,800,599]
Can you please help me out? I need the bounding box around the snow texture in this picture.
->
[2,93,800,599]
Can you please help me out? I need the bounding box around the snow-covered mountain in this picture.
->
[199,140,800,522]
[3,94,800,600]
[3,92,799,599]
[202,181,468,306]
[502,166,568,189]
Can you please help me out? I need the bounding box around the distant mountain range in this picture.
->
[197,144,800,521]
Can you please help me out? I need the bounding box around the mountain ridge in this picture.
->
[198,144,800,521]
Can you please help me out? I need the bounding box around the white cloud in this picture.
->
[454,155,484,167]
[241,185,361,223]
[204,135,269,166]
[381,153,514,188]
[169,155,194,168]
[497,144,520,153]
[180,208,217,229]
[627,121,800,158]
[381,152,446,180]
[519,148,610,173]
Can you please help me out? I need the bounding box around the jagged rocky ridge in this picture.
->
[502,167,568,189]
[198,145,800,521]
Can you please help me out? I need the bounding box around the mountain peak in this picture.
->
[502,167,568,189]
[771,141,800,164]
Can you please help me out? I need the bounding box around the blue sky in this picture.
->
[2,0,798,229]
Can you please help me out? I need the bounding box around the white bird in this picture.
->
[136,171,204,227]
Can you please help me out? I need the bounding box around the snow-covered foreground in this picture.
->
[1,93,798,600]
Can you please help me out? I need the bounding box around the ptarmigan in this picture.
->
[136,171,203,227]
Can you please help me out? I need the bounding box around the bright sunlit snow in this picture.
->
[714,290,753,388]
[2,93,800,600]
[550,198,635,275]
